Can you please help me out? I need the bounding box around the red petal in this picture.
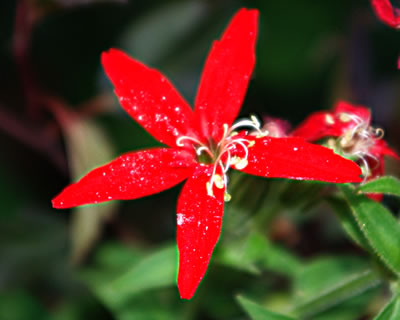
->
[193,9,258,142]
[365,156,385,201]
[102,49,198,148]
[176,165,225,299]
[371,139,400,160]
[333,101,371,123]
[292,101,372,141]
[52,148,195,208]
[371,0,400,28]
[231,136,363,183]
[291,111,341,141]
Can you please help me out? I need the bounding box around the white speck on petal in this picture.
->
[177,213,184,226]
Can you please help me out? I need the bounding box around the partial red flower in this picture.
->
[371,0,400,28]
[52,9,362,299]
[292,100,400,199]
[370,0,400,68]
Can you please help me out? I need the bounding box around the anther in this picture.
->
[214,174,225,189]
[325,114,335,125]
[234,158,249,170]
[339,113,352,123]
[206,182,213,197]
[224,192,232,202]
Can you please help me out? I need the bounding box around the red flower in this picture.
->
[370,0,400,68]
[371,0,400,28]
[52,9,362,299]
[292,100,399,199]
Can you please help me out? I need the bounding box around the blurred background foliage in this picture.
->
[0,0,400,319]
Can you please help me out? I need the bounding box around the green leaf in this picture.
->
[340,185,400,275]
[358,177,400,197]
[96,245,177,309]
[292,256,381,318]
[237,296,295,320]
[0,290,50,320]
[326,196,372,251]
[390,298,400,320]
[120,1,206,64]
[373,294,400,320]
[217,231,302,277]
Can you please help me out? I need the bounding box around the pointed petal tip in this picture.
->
[51,194,67,209]
[101,48,122,66]
[178,286,195,300]
[236,7,259,18]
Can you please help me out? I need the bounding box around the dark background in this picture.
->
[0,0,399,319]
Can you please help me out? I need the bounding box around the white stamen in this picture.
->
[336,113,385,181]
[176,135,204,147]
[229,115,264,136]
[196,146,210,156]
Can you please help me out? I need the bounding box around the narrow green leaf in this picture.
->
[358,177,400,197]
[390,297,400,320]
[292,256,381,318]
[373,295,398,320]
[326,196,372,251]
[97,245,176,309]
[293,269,380,318]
[237,296,295,320]
[340,185,400,275]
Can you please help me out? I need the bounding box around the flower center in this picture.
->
[332,112,385,181]
[176,116,268,201]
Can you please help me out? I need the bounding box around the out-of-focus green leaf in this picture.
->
[96,245,176,309]
[292,256,381,319]
[390,297,400,320]
[327,196,372,251]
[120,1,206,64]
[113,292,182,320]
[341,185,400,275]
[237,296,295,320]
[93,242,143,270]
[260,239,302,277]
[53,106,118,264]
[0,168,20,219]
[373,294,399,320]
[0,290,50,320]
[0,211,67,288]
[218,231,302,277]
[358,177,400,197]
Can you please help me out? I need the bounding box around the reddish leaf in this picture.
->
[52,148,195,208]
[231,137,362,183]
[194,8,258,142]
[176,165,225,299]
[102,49,199,148]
